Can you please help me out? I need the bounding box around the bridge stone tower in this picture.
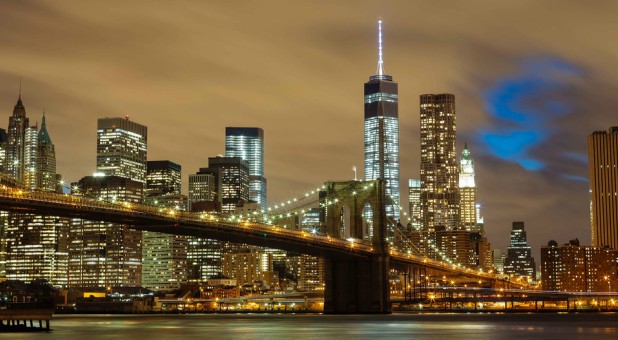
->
[323,179,390,314]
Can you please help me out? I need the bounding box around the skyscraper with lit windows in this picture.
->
[459,143,478,232]
[225,127,266,208]
[364,18,399,224]
[96,117,147,183]
[420,93,459,230]
[588,127,618,249]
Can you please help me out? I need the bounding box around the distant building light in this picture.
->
[93,172,106,177]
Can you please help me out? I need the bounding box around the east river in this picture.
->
[6,313,618,339]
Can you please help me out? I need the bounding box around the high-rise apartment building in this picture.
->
[408,179,422,231]
[541,238,617,292]
[225,127,266,208]
[142,160,187,290]
[420,93,459,230]
[96,117,147,183]
[588,127,618,249]
[503,222,536,279]
[364,18,399,223]
[459,143,478,232]
[68,175,143,287]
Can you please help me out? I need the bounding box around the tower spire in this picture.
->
[377,17,385,76]
[19,76,22,100]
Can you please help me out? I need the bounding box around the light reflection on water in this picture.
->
[5,313,618,339]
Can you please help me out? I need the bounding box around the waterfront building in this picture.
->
[503,222,536,279]
[142,160,187,290]
[364,18,400,225]
[541,238,618,292]
[588,127,618,249]
[420,93,459,230]
[68,175,143,287]
[225,127,266,209]
[408,179,422,231]
[221,249,275,288]
[459,143,479,233]
[96,117,147,184]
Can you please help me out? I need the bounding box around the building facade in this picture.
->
[5,94,29,184]
[503,222,536,279]
[96,117,147,183]
[420,93,459,231]
[68,176,143,287]
[364,18,400,224]
[205,157,249,214]
[541,239,617,292]
[408,179,422,231]
[588,127,618,249]
[142,160,187,290]
[459,143,478,232]
[225,127,266,209]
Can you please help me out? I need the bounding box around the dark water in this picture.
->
[6,313,618,339]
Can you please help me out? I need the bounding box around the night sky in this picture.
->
[1,1,616,258]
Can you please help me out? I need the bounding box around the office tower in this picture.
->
[68,175,143,287]
[588,127,618,249]
[420,93,459,230]
[364,18,400,223]
[225,127,266,208]
[408,179,422,231]
[22,125,38,191]
[96,117,147,183]
[503,222,536,278]
[188,169,220,212]
[206,157,249,214]
[0,129,7,176]
[6,93,29,184]
[145,160,181,197]
[541,238,617,292]
[142,160,187,290]
[36,115,57,191]
[459,143,478,232]
[4,112,68,286]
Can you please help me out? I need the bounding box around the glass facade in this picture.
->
[503,222,536,278]
[225,127,266,208]
[364,74,400,224]
[408,179,422,231]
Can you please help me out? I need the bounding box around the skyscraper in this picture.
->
[588,127,618,249]
[6,93,29,184]
[420,93,459,230]
[206,156,249,214]
[408,179,422,231]
[503,222,536,279]
[68,175,143,287]
[225,127,266,208]
[4,106,68,286]
[37,114,57,191]
[142,160,187,290]
[188,168,221,212]
[459,143,478,232]
[145,160,181,197]
[96,117,147,183]
[364,18,400,223]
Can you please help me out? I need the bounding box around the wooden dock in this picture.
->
[0,303,53,332]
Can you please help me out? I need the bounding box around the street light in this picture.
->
[604,275,611,292]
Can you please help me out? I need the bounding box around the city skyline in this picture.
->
[1,1,616,257]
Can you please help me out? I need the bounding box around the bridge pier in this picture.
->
[324,254,390,314]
